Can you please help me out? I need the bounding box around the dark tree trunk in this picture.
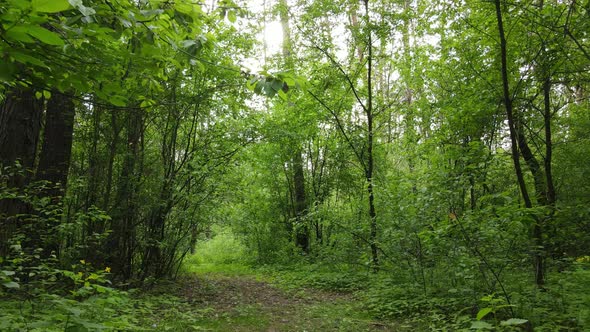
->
[35,91,76,256]
[108,107,142,280]
[86,101,102,210]
[293,150,309,252]
[494,0,533,209]
[36,91,75,198]
[0,89,43,255]
[0,89,43,184]
[543,80,555,207]
[514,111,547,286]
[364,0,379,273]
[103,111,120,211]
[494,0,545,286]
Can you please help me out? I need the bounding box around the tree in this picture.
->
[278,0,309,252]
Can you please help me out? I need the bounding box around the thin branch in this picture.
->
[307,89,367,173]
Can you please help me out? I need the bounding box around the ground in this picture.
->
[167,271,398,332]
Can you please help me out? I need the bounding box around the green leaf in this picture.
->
[476,307,493,320]
[11,52,48,67]
[283,77,295,87]
[65,324,88,332]
[253,82,263,95]
[3,281,20,289]
[109,95,127,107]
[246,78,257,91]
[181,40,197,48]
[66,307,82,317]
[470,321,493,330]
[81,321,107,329]
[500,318,528,326]
[278,89,287,101]
[263,81,277,97]
[271,78,284,92]
[5,27,35,43]
[43,90,51,99]
[140,99,156,108]
[77,5,96,16]
[227,10,237,23]
[26,26,65,46]
[33,0,71,13]
[67,0,96,17]
[35,91,43,99]
[29,320,54,329]
[176,3,197,15]
[0,63,16,82]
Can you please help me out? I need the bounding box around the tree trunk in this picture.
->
[108,107,142,280]
[86,101,102,210]
[0,89,42,184]
[142,96,178,278]
[36,91,75,198]
[494,0,544,286]
[293,150,309,252]
[363,0,379,272]
[35,91,76,256]
[103,111,120,211]
[543,76,555,207]
[0,88,43,255]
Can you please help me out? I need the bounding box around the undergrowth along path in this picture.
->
[177,271,396,332]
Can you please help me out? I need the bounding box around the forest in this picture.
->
[1,0,589,330]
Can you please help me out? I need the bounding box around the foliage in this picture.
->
[1,0,590,330]
[190,226,251,266]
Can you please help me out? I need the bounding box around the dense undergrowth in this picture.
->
[2,227,589,331]
[186,228,590,331]
[251,262,589,331]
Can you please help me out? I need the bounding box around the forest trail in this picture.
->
[177,273,396,332]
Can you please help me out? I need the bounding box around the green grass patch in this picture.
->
[181,226,257,277]
[183,261,255,276]
[190,304,270,331]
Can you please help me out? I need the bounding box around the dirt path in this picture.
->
[178,274,395,331]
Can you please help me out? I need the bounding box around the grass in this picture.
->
[0,231,405,331]
[171,231,401,331]
[168,243,400,331]
[183,260,256,276]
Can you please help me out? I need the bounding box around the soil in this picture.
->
[178,274,395,332]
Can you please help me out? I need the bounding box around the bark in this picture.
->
[35,91,76,256]
[0,89,43,255]
[36,91,75,198]
[0,89,43,184]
